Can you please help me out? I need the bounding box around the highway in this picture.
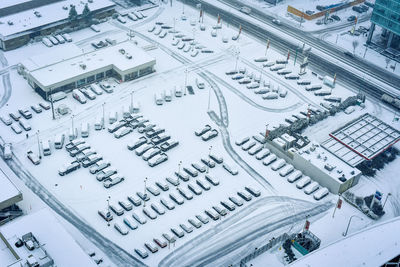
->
[184,0,399,106]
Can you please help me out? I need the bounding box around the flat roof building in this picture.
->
[20,40,156,99]
[0,0,115,51]
[0,168,22,212]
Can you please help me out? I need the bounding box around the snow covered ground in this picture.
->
[0,0,399,266]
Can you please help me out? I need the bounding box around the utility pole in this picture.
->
[71,115,75,136]
[143,177,148,207]
[37,130,41,159]
[207,85,211,112]
[184,69,188,96]
[130,90,134,112]
[49,88,55,120]
[107,196,111,226]
[206,146,212,173]
[102,102,105,129]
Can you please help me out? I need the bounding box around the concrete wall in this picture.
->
[264,140,359,194]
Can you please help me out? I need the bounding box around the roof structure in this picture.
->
[0,0,114,38]
[0,209,96,266]
[0,167,22,210]
[26,40,156,88]
[325,113,400,165]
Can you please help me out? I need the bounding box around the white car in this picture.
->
[114,126,132,138]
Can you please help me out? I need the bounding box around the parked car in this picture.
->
[238,191,252,201]
[132,211,147,224]
[135,248,148,259]
[96,168,117,181]
[229,196,243,206]
[160,140,179,152]
[196,214,209,224]
[0,115,12,126]
[98,210,113,222]
[156,181,169,191]
[18,108,32,119]
[148,153,168,167]
[114,223,129,235]
[119,200,133,211]
[27,151,41,165]
[221,200,235,211]
[296,176,311,189]
[304,181,319,195]
[160,198,175,210]
[123,217,138,230]
[58,160,80,176]
[205,174,219,186]
[196,178,211,191]
[222,163,238,175]
[195,124,211,136]
[245,186,261,197]
[313,187,329,200]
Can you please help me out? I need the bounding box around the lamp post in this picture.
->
[234,50,240,72]
[178,161,182,175]
[71,114,75,136]
[107,196,111,226]
[36,130,41,159]
[184,69,188,96]
[206,146,212,173]
[383,193,392,209]
[130,90,134,112]
[144,177,148,207]
[173,17,176,40]
[102,102,105,129]
[343,215,363,236]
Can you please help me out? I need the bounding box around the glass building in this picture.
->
[368,0,400,48]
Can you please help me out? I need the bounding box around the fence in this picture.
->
[239,233,289,267]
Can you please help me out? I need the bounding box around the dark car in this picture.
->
[331,15,340,21]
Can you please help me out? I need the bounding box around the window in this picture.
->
[96,72,104,80]
[87,75,95,83]
[77,78,86,87]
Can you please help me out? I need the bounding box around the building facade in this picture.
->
[20,40,156,99]
[368,0,400,49]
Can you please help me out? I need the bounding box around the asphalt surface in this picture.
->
[184,0,400,107]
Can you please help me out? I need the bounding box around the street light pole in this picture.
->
[383,193,392,209]
[37,130,41,159]
[130,90,134,112]
[207,146,212,174]
[144,177,148,207]
[178,161,182,175]
[184,69,188,96]
[343,215,363,236]
[207,85,211,112]
[102,102,105,129]
[107,196,111,226]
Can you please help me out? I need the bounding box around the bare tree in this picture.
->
[352,40,359,55]
[385,57,391,69]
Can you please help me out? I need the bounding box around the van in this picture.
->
[54,134,65,149]
[287,170,302,183]
[175,86,183,97]
[42,37,53,47]
[42,140,51,156]
[90,25,100,32]
[155,93,164,105]
[62,33,72,42]
[72,89,87,104]
[48,36,59,45]
[108,112,118,124]
[90,84,103,95]
[296,176,311,189]
[271,158,286,171]
[313,187,329,200]
[304,181,319,195]
[94,117,104,130]
[55,35,65,44]
[81,123,89,138]
[19,119,31,131]
[3,143,12,160]
[49,91,67,102]
[279,164,294,177]
[164,90,172,102]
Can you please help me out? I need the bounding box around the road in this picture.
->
[184,0,400,106]
[159,196,333,266]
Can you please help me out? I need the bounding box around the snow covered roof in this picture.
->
[26,40,156,88]
[291,142,361,184]
[0,0,115,38]
[290,216,400,266]
[0,208,96,266]
[0,166,22,210]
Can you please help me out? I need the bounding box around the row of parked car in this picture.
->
[117,114,179,167]
[1,102,51,135]
[63,138,124,188]
[195,124,219,142]
[225,66,288,101]
[72,82,114,104]
[134,185,261,258]
[42,33,72,47]
[154,79,206,106]
[236,135,328,200]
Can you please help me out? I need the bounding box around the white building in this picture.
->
[20,40,156,99]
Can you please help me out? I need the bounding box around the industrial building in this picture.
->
[0,167,23,225]
[368,0,400,49]
[0,0,115,51]
[0,209,96,266]
[20,40,156,99]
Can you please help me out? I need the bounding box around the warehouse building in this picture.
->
[0,166,23,225]
[0,0,115,51]
[20,40,156,99]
